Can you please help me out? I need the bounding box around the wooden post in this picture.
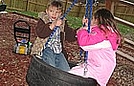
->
[105,0,119,15]
[111,1,115,14]
[77,2,82,17]
[105,0,112,11]
[25,0,29,11]
[64,0,68,13]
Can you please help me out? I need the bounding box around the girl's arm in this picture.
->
[77,26,105,46]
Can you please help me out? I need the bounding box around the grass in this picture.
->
[67,16,134,41]
[117,23,134,41]
[66,16,82,29]
[117,23,134,36]
[6,9,38,18]
[6,9,134,40]
[6,9,82,28]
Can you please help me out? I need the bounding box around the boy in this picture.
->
[31,0,77,71]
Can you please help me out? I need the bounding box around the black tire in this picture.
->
[26,56,98,86]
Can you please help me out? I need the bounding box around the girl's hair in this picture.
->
[94,8,123,45]
[47,0,63,12]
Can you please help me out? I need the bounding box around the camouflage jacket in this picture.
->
[31,12,77,58]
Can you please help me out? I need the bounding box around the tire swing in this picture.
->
[26,0,98,86]
[26,55,97,86]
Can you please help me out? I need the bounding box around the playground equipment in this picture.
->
[26,55,97,86]
[13,19,32,55]
[26,0,98,85]
[0,0,6,12]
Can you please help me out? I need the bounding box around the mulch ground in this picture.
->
[0,12,117,86]
[0,13,37,86]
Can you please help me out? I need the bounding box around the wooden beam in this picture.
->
[119,0,134,6]
[114,16,134,28]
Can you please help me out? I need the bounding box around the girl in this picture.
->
[69,8,122,86]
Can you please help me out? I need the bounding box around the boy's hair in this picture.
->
[47,0,63,12]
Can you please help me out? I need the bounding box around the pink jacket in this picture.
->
[77,25,120,50]
[69,25,120,86]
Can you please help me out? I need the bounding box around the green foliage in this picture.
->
[117,23,134,36]
[6,9,133,39]
[66,16,134,38]
[66,16,82,29]
[67,16,134,41]
[117,24,129,35]
[18,11,38,18]
[6,9,38,18]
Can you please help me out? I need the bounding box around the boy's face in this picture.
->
[46,5,62,21]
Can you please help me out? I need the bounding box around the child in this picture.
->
[31,0,77,71]
[69,8,122,86]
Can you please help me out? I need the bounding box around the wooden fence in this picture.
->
[115,0,134,23]
[2,0,134,23]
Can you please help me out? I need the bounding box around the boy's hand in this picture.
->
[55,18,62,26]
[49,19,62,30]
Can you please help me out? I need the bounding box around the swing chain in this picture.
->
[83,62,88,76]
[93,0,99,6]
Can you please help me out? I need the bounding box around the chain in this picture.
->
[83,62,88,76]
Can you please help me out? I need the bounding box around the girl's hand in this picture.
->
[82,18,88,27]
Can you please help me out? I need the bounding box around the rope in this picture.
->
[84,0,93,63]
[80,0,93,76]
[80,0,93,63]
[61,0,77,20]
[45,0,78,47]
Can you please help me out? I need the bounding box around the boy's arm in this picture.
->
[64,20,77,42]
[36,18,53,38]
